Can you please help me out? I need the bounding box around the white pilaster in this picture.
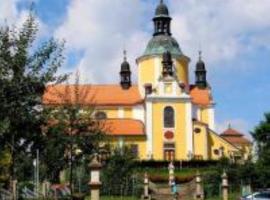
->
[146,101,153,159]
[132,105,145,123]
[208,106,215,130]
[118,107,124,118]
[186,101,193,158]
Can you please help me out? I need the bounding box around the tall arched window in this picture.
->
[164,106,175,128]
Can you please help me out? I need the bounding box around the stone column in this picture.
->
[221,171,229,200]
[168,162,175,187]
[195,171,203,200]
[12,179,17,200]
[42,181,50,197]
[143,172,150,199]
[89,155,102,200]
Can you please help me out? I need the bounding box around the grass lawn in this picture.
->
[137,167,213,178]
[206,192,240,200]
[100,197,138,200]
[86,196,138,200]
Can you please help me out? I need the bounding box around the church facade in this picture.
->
[44,1,251,161]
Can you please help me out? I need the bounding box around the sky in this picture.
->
[1,0,270,137]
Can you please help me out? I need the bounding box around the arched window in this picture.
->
[164,106,175,128]
[95,111,107,120]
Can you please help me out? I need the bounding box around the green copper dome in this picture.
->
[143,35,182,57]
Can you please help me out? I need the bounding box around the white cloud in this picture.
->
[55,0,270,84]
[55,0,150,84]
[170,0,270,66]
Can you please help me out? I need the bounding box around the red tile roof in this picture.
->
[220,127,251,144]
[43,84,143,106]
[103,119,145,136]
[190,86,213,106]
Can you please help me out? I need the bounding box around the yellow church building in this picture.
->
[44,1,251,161]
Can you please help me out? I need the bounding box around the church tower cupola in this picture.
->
[120,50,132,89]
[195,51,207,89]
[153,0,171,36]
[162,51,173,77]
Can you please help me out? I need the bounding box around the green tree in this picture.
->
[101,146,138,196]
[42,75,105,195]
[251,112,270,188]
[0,10,67,185]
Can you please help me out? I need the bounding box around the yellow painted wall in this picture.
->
[124,108,133,118]
[200,108,209,125]
[193,123,208,160]
[96,108,118,118]
[152,102,187,160]
[175,58,189,85]
[109,136,147,160]
[138,58,156,89]
[96,107,134,119]
[208,130,238,160]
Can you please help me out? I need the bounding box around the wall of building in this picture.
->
[109,136,147,160]
[193,122,209,160]
[208,130,238,160]
[151,101,188,160]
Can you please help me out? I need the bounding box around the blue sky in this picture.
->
[1,0,270,136]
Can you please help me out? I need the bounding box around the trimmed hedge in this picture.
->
[135,160,219,169]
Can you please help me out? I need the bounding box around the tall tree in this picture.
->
[42,74,105,195]
[0,10,67,184]
[251,112,270,188]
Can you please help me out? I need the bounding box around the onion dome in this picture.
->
[120,50,132,89]
[195,51,207,89]
[155,0,169,16]
[142,0,183,58]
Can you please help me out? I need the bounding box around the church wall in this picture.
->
[208,130,238,160]
[174,58,189,85]
[109,136,147,160]
[193,123,209,160]
[151,101,187,160]
[138,57,157,96]
[96,106,140,119]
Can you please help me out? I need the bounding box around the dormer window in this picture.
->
[95,111,107,120]
[144,84,153,95]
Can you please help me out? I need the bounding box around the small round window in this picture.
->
[95,111,107,120]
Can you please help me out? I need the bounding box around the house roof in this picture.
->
[190,85,213,106]
[103,119,145,136]
[43,84,213,107]
[43,84,143,106]
[220,127,244,137]
[220,127,252,145]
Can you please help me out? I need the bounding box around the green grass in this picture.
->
[101,197,138,200]
[205,192,240,200]
[137,167,213,178]
[85,196,138,200]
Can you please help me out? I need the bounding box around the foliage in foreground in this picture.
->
[101,147,143,197]
[0,9,67,185]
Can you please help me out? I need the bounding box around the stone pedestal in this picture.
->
[89,155,102,200]
[143,172,150,199]
[221,171,229,200]
[168,162,175,187]
[195,171,204,200]
[42,181,50,197]
[12,180,17,200]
